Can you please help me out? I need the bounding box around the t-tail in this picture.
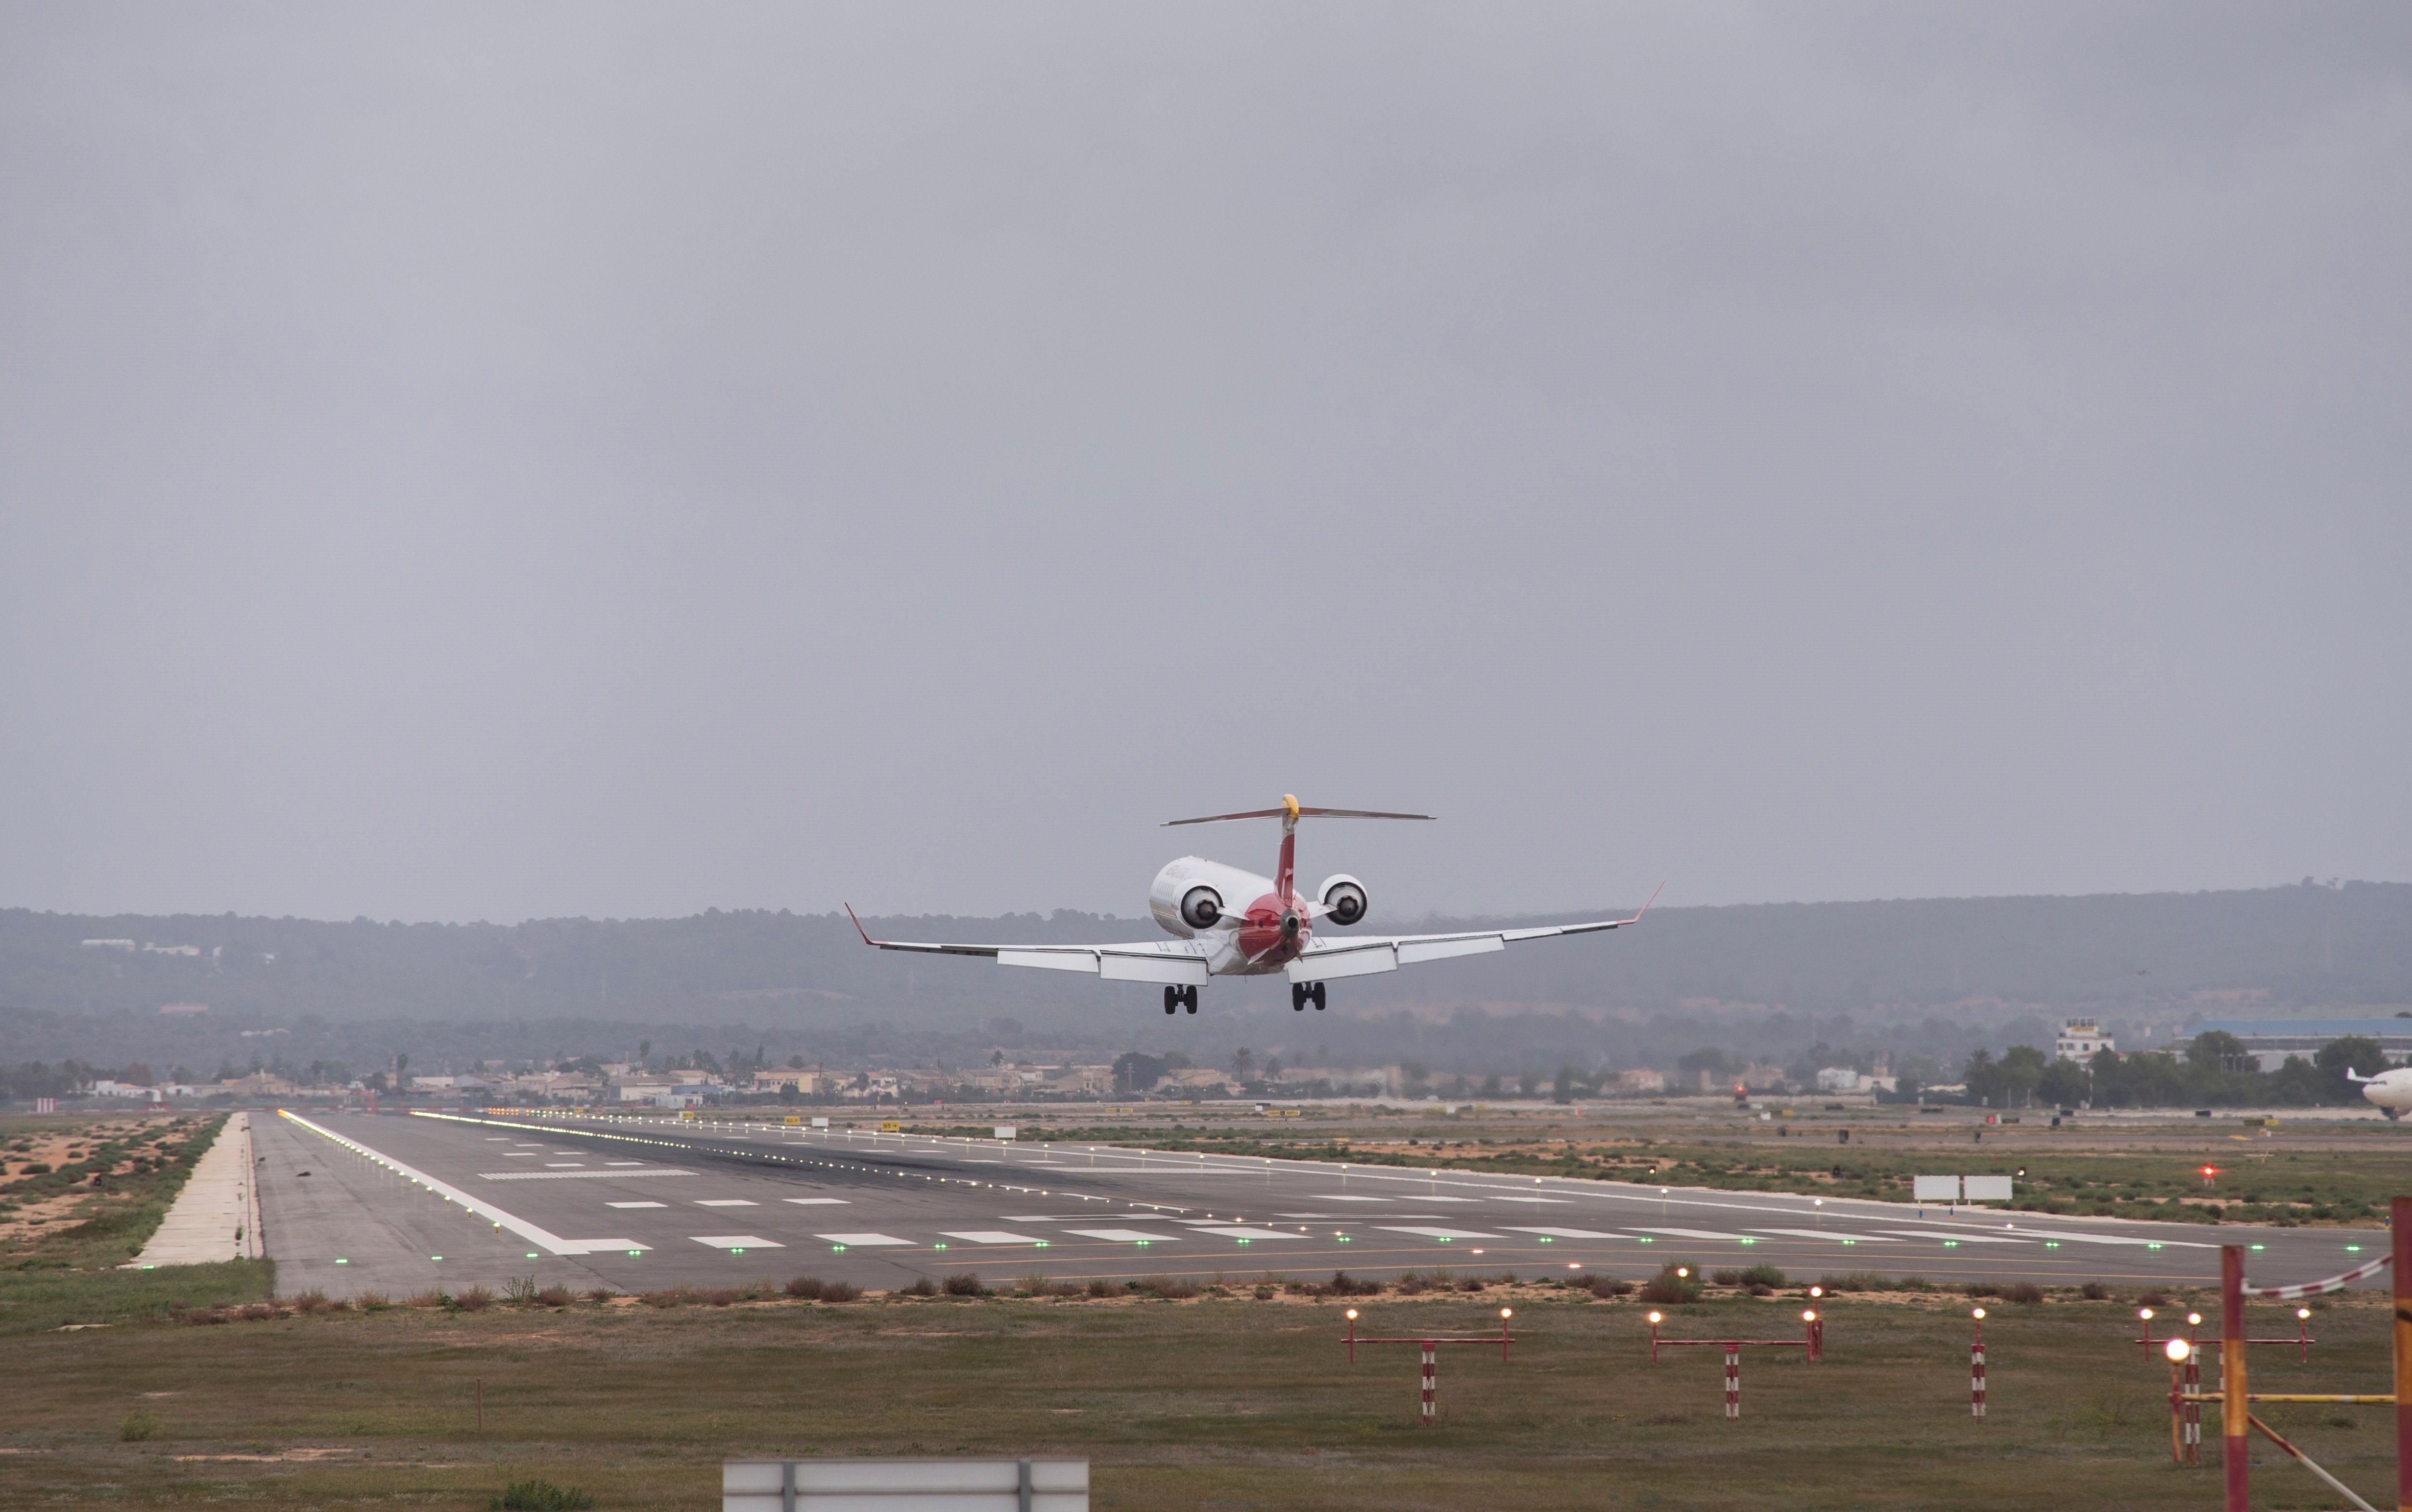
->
[1162,794,1435,903]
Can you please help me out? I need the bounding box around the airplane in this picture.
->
[2346,1066,2412,1120]
[846,795,1658,1015]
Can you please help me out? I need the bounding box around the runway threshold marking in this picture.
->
[275,1110,650,1256]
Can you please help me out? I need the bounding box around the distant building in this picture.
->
[2055,1019,2115,1063]
[142,943,201,956]
[80,938,136,952]
[1613,1069,1666,1094]
[1815,1067,1869,1094]
[158,1002,209,1015]
[2190,1019,2412,1073]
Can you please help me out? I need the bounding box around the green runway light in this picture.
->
[2252,1244,2267,1250]
[2045,1242,2059,1248]
[2348,1245,2365,1252]
[934,1244,947,1249]
[1638,1237,1653,1244]
[334,1258,347,1265]
[1538,1236,1553,1243]
[628,1249,642,1256]
[432,1255,443,1261]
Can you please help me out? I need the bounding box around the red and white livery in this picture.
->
[848,795,1657,1015]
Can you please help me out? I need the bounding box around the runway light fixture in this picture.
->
[1345,1308,1359,1321]
[2165,1337,2192,1363]
[2138,1307,2154,1322]
[2186,1312,2202,1328]
[1647,1311,1663,1325]
[1803,1310,1817,1323]
[1971,1307,1986,1320]
[1500,1308,1513,1320]
[2298,1306,2313,1320]
[1808,1285,1823,1298]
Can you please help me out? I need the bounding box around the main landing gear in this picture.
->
[1291,981,1326,1012]
[1163,985,1198,1015]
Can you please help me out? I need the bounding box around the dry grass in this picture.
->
[0,1283,2398,1510]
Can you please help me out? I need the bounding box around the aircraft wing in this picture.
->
[1281,886,1662,984]
[846,906,1214,985]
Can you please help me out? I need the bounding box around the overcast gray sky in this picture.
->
[2,3,2406,926]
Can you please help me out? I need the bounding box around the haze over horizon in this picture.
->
[4,5,2405,926]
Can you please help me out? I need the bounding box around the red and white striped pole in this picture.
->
[2184,1341,2202,1463]
[2221,1244,2248,1512]
[1648,1311,1662,1363]
[2391,1194,2411,1512]
[1420,1343,1437,1427]
[1724,1344,1740,1420]
[1970,1308,1987,1420]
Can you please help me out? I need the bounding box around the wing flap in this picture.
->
[1098,953,1210,985]
[998,950,1100,974]
[1286,945,1398,982]
[1398,935,1506,965]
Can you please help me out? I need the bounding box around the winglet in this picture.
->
[1634,880,1666,922]
[844,902,877,947]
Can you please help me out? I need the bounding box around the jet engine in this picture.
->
[1318,874,1368,927]
[1179,886,1224,929]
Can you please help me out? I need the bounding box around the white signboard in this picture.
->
[1962,1175,2014,1202]
[810,1117,829,1128]
[1912,1175,1962,1203]
[995,1126,1017,1141]
[726,1458,1086,1512]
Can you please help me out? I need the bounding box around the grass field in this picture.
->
[2,1276,2396,1510]
[1,1112,228,1268]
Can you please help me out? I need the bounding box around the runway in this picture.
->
[254,1108,2391,1300]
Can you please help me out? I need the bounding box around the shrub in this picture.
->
[119,1412,159,1442]
[1964,1282,2002,1299]
[2080,1281,2111,1300]
[1254,1285,1276,1300]
[504,1275,541,1305]
[703,1288,739,1306]
[2003,1282,2045,1306]
[783,1275,826,1299]
[1138,1275,1199,1299]
[1738,1264,1786,1288]
[901,1277,938,1297]
[639,1289,687,1309]
[1327,1271,1385,1296]
[236,1303,277,1321]
[535,1285,574,1307]
[355,1291,392,1311]
[2137,1291,2171,1308]
[821,1281,862,1303]
[491,1478,594,1510]
[581,1288,616,1304]
[291,1289,331,1314]
[1458,1277,1488,1293]
[942,1271,982,1296]
[1086,1277,1117,1298]
[1637,1265,1704,1305]
[1711,1268,1744,1287]
[455,1286,495,1313]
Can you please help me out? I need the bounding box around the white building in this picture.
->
[2055,1019,2115,1063]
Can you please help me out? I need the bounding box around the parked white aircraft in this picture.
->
[848,795,1658,1014]
[2346,1066,2412,1119]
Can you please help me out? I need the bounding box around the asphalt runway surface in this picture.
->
[254,1108,2390,1301]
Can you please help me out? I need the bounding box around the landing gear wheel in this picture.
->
[1184,989,1198,1014]
[1164,986,1179,1015]
[1291,982,1308,1012]
[1311,981,1326,1011]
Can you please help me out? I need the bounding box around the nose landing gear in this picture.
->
[1290,981,1326,1012]
[1163,985,1199,1015]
